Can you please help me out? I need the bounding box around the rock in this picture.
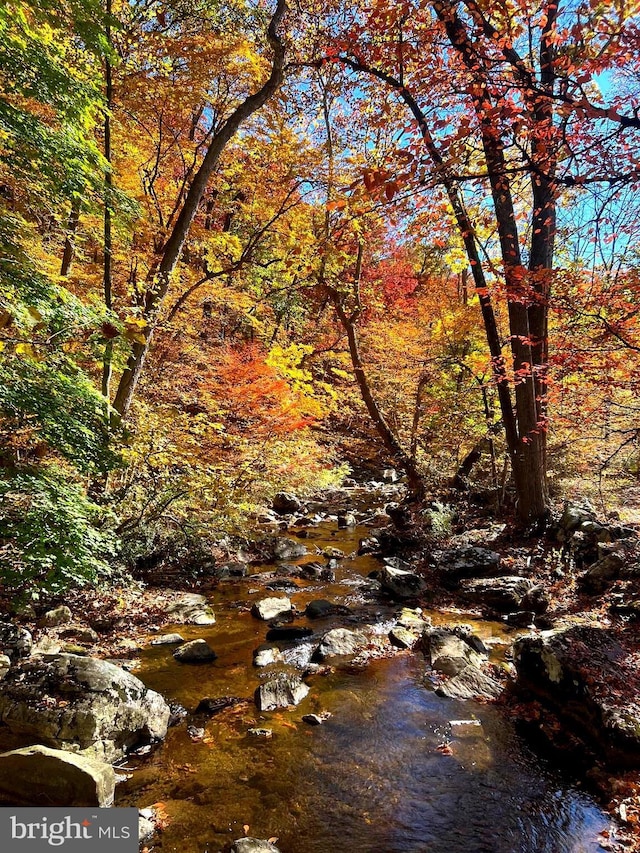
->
[217,562,249,579]
[274,538,307,560]
[0,745,115,807]
[168,700,188,725]
[247,727,273,738]
[265,578,298,593]
[521,585,550,614]
[251,597,292,621]
[253,644,282,667]
[173,639,217,663]
[506,611,536,627]
[460,576,535,612]
[560,501,596,533]
[436,666,503,701]
[396,607,431,631]
[514,625,640,765]
[187,725,205,741]
[150,632,185,645]
[379,565,427,600]
[0,621,32,660]
[139,813,156,843]
[0,654,10,680]
[39,605,73,627]
[358,537,380,555]
[0,653,170,761]
[389,627,420,649]
[232,837,281,853]
[312,628,367,661]
[322,546,345,559]
[581,552,626,592]
[337,512,357,528]
[423,628,485,676]
[59,626,99,644]
[305,599,350,619]
[302,712,331,725]
[266,626,313,642]
[194,696,245,715]
[255,673,309,711]
[436,546,502,587]
[272,492,303,515]
[166,593,215,625]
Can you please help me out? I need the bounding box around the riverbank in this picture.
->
[1,478,639,850]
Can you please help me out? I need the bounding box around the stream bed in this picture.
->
[118,490,611,852]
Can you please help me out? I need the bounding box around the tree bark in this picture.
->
[112,0,288,418]
[60,197,81,276]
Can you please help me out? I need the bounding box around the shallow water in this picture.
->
[119,498,610,853]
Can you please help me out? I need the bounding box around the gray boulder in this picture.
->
[514,624,640,764]
[0,654,170,761]
[150,633,185,645]
[312,628,367,661]
[460,576,536,612]
[251,597,292,621]
[253,644,282,667]
[274,538,307,560]
[233,838,281,853]
[40,605,73,627]
[272,492,302,515]
[0,654,10,680]
[437,546,502,587]
[389,627,420,649]
[379,565,427,600]
[581,552,626,592]
[423,627,485,676]
[0,745,115,807]
[255,673,309,711]
[435,665,503,701]
[173,639,217,663]
[166,593,215,625]
[0,621,32,660]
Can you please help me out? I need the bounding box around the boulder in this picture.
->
[247,728,273,738]
[254,673,309,711]
[337,512,357,529]
[305,599,350,620]
[358,537,380,555]
[266,626,313,642]
[312,628,367,661]
[173,639,217,663]
[379,565,427,600]
[150,633,185,646]
[396,608,431,631]
[272,492,302,515]
[460,576,536,612]
[0,654,170,761]
[251,597,292,622]
[435,665,503,701]
[436,546,502,587]
[233,838,281,853]
[389,627,420,649]
[39,605,73,627]
[273,538,307,560]
[166,593,215,625]
[0,621,32,660]
[194,696,244,715]
[514,624,640,765]
[581,552,626,592]
[253,644,282,667]
[0,745,115,807]
[423,628,485,676]
[560,501,596,533]
[59,626,99,644]
[0,654,10,680]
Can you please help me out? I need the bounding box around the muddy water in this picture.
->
[119,501,610,852]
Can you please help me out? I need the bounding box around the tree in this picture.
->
[306,0,640,520]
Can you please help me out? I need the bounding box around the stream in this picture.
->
[118,486,610,852]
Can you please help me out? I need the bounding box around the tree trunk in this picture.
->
[60,197,81,276]
[102,9,114,402]
[112,0,288,419]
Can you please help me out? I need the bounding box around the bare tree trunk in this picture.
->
[112,0,288,419]
[60,197,81,276]
[102,6,114,402]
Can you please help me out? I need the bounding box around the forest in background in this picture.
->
[1,0,640,601]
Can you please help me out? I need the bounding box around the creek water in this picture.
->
[118,490,610,852]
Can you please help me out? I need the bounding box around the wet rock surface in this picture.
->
[255,673,310,711]
[514,624,640,765]
[0,744,116,807]
[0,653,170,761]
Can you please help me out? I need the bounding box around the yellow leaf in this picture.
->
[15,342,37,359]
